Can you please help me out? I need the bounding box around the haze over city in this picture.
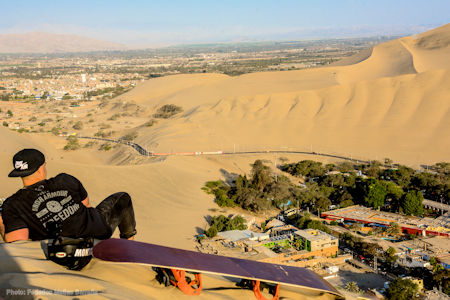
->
[1,0,449,47]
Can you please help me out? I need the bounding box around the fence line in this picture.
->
[69,135,389,165]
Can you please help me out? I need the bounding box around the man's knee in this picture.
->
[113,192,132,208]
[119,192,131,202]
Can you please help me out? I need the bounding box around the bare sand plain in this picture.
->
[0,24,449,299]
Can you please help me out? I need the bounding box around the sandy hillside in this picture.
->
[114,23,450,166]
[1,24,449,299]
[1,126,345,299]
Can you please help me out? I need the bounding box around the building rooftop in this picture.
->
[217,230,267,242]
[294,229,337,242]
[322,205,450,234]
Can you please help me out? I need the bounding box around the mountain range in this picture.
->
[0,32,126,53]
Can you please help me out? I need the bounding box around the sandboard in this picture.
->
[93,239,343,299]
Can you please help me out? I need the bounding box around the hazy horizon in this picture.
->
[1,0,449,47]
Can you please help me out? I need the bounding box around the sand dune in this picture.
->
[1,24,449,299]
[116,24,450,166]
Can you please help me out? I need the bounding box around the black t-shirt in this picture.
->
[2,173,111,240]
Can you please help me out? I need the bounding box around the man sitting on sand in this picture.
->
[0,148,136,243]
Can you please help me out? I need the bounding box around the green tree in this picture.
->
[202,181,235,207]
[296,212,311,229]
[7,109,13,117]
[385,247,398,265]
[2,121,8,127]
[383,181,404,212]
[339,198,354,208]
[206,215,247,237]
[250,160,273,192]
[345,281,360,293]
[306,220,331,233]
[363,179,387,209]
[336,161,354,173]
[389,165,415,188]
[385,278,418,300]
[206,225,218,238]
[281,160,326,177]
[432,268,450,295]
[316,197,331,211]
[401,190,424,216]
[386,222,401,237]
[365,160,382,178]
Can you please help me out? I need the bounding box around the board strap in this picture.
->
[252,280,280,300]
[170,269,202,296]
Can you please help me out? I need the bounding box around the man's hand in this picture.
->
[82,197,90,208]
[5,228,29,243]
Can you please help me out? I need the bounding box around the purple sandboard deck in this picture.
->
[93,239,341,297]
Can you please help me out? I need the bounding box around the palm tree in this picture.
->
[386,222,401,237]
[345,281,360,293]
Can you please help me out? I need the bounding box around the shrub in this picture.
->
[84,141,96,148]
[99,123,112,129]
[153,104,183,119]
[121,131,138,141]
[202,180,235,207]
[206,215,247,238]
[28,116,37,122]
[108,113,121,121]
[73,121,83,130]
[50,127,60,136]
[94,130,113,138]
[385,278,418,300]
[64,136,80,150]
[145,119,157,127]
[2,121,8,127]
[99,143,112,151]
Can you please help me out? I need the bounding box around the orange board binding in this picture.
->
[169,269,202,296]
[252,280,280,300]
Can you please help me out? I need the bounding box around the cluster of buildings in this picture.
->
[0,73,142,101]
[213,215,341,267]
[322,205,450,237]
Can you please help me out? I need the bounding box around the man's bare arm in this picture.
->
[0,215,5,242]
[5,228,29,243]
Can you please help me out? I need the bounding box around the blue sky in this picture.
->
[1,0,449,46]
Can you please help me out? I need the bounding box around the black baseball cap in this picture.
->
[8,149,45,178]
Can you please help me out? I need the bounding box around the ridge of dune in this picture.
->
[330,47,373,67]
[335,39,417,84]
[132,68,449,166]
[399,23,450,72]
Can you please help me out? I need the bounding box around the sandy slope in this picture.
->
[115,24,450,166]
[1,24,449,299]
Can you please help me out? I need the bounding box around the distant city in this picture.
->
[0,36,394,102]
